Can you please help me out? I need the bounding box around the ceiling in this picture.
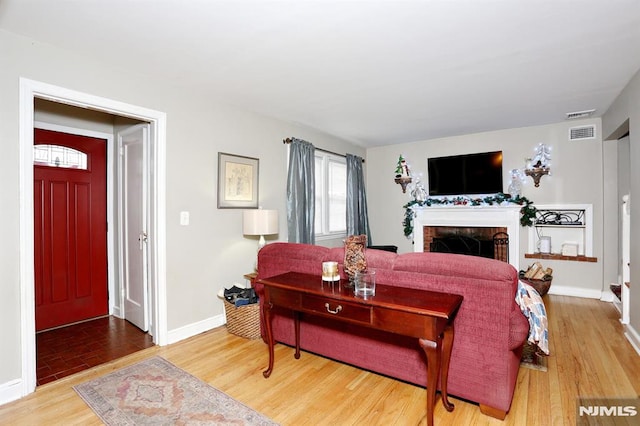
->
[1,0,640,147]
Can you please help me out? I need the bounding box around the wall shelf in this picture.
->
[527,204,593,258]
[524,253,597,263]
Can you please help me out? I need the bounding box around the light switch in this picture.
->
[180,211,190,226]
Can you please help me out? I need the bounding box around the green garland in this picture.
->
[402,193,536,238]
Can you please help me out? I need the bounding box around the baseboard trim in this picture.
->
[0,379,24,406]
[600,289,616,302]
[166,313,226,345]
[547,285,602,299]
[111,305,123,319]
[624,323,640,356]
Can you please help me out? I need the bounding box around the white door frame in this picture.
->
[18,78,167,396]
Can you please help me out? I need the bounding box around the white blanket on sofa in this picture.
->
[515,281,550,355]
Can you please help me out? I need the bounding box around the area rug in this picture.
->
[73,356,278,425]
[520,342,548,372]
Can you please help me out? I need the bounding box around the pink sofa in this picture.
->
[255,242,529,419]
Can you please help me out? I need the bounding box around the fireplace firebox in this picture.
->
[424,226,509,263]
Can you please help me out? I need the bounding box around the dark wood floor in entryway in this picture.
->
[36,316,154,386]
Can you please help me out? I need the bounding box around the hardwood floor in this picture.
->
[2,295,639,425]
[36,316,154,385]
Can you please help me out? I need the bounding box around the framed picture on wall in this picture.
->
[217,152,259,209]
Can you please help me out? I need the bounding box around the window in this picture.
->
[315,152,346,239]
[33,144,88,170]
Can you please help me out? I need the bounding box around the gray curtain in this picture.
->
[286,138,315,244]
[346,154,371,244]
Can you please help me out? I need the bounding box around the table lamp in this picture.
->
[243,209,279,251]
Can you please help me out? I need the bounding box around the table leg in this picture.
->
[262,301,274,378]
[294,311,301,359]
[419,335,442,426]
[440,324,455,412]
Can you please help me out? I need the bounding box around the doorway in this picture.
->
[32,107,150,385]
[604,121,631,320]
[19,78,168,397]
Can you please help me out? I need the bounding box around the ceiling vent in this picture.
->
[569,125,596,141]
[565,109,596,120]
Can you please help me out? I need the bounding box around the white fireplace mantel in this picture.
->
[413,205,522,271]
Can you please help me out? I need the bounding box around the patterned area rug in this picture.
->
[74,356,277,425]
[520,342,548,372]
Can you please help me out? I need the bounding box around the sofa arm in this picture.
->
[508,308,529,350]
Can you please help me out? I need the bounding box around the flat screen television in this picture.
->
[427,151,503,196]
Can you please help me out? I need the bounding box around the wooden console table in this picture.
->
[258,271,463,426]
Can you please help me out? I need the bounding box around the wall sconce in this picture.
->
[394,155,412,193]
[524,143,551,187]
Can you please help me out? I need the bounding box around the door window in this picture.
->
[34,144,88,170]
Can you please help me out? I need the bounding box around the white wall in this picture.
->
[366,119,607,297]
[602,67,640,351]
[0,29,364,394]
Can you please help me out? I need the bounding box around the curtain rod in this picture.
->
[283,138,364,163]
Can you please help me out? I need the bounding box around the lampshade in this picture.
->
[243,209,279,236]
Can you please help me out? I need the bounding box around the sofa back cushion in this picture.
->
[393,252,516,282]
[259,243,518,299]
[258,242,329,279]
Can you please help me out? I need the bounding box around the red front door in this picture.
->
[34,129,108,331]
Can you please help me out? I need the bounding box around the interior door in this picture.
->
[34,129,108,331]
[119,124,150,332]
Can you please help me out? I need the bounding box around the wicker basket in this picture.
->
[223,299,261,339]
[521,278,552,297]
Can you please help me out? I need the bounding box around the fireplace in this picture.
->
[424,226,509,263]
[412,205,521,270]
